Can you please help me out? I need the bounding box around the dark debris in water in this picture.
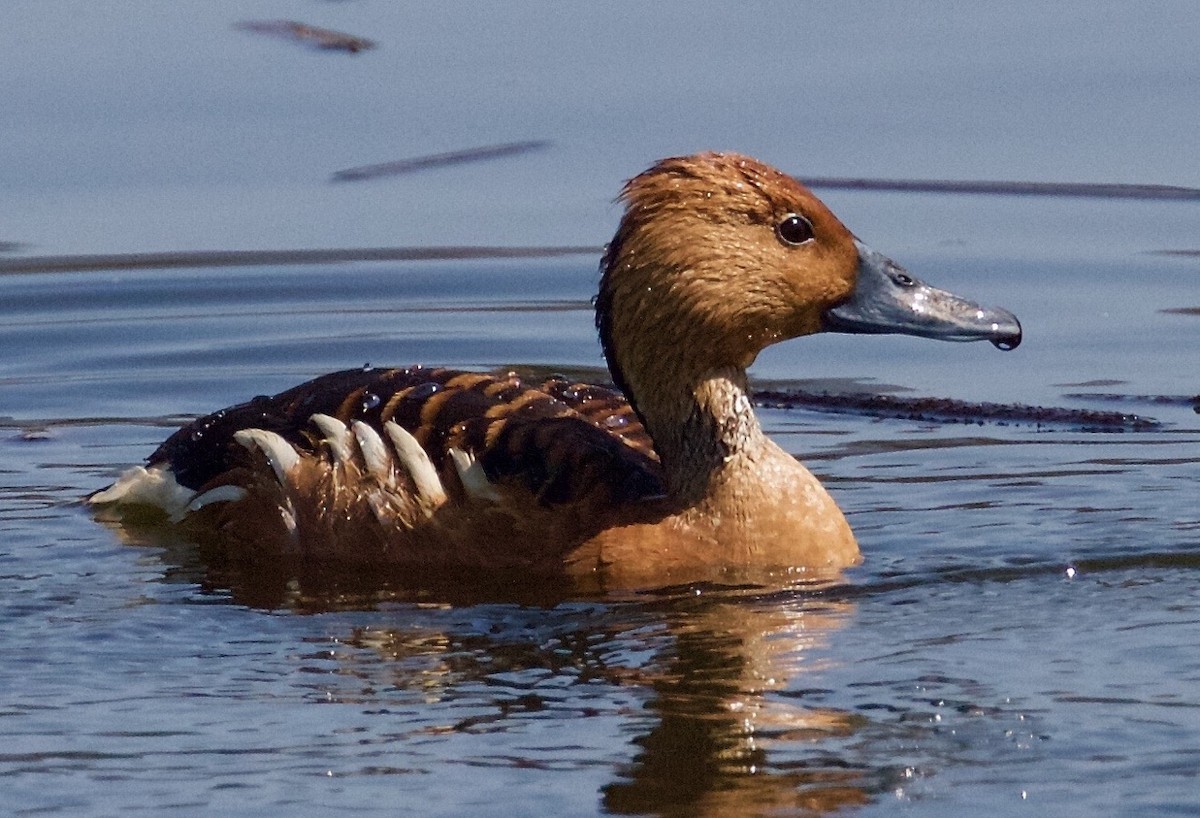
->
[0,245,601,275]
[1062,392,1200,415]
[754,389,1163,431]
[236,20,375,53]
[332,141,550,183]
[798,176,1200,202]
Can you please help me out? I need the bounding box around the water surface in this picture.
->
[2,3,1199,816]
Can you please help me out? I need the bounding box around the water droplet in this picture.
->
[406,382,442,401]
[992,331,1021,351]
[603,414,630,429]
[190,414,220,442]
[361,391,382,412]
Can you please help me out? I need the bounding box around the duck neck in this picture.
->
[635,365,768,505]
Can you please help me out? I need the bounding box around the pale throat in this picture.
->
[635,364,769,502]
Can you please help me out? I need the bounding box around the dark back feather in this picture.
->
[151,367,664,505]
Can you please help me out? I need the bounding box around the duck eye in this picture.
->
[776,214,815,246]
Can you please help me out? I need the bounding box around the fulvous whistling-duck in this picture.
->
[91,152,1021,588]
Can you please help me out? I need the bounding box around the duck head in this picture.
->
[597,152,1021,408]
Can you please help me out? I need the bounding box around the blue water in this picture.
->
[3,3,1200,816]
